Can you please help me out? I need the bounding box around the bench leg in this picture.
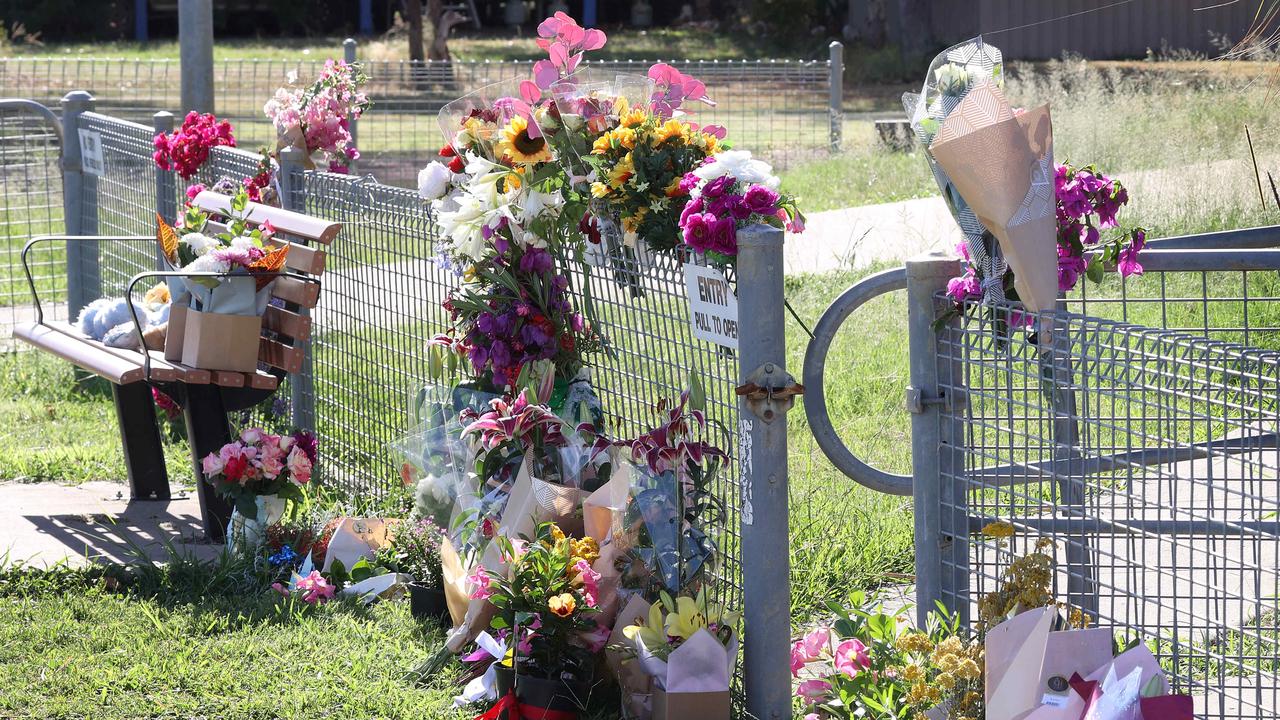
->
[184,384,234,543]
[112,382,170,501]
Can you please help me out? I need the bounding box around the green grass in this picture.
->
[0,352,189,483]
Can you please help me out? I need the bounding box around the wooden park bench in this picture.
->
[14,191,338,541]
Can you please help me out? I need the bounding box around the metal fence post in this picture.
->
[344,37,359,171]
[178,0,215,113]
[153,111,177,270]
[905,253,961,629]
[61,90,98,320]
[736,224,793,720]
[828,41,843,153]
[279,146,315,434]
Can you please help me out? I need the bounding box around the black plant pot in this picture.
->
[406,582,450,628]
[492,664,588,719]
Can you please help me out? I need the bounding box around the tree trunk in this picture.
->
[405,0,425,63]
[896,0,933,59]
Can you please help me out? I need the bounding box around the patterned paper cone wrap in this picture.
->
[928,84,1058,312]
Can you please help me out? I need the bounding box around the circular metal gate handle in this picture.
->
[802,266,914,496]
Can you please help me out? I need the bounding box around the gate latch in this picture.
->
[905,386,963,414]
[736,363,804,423]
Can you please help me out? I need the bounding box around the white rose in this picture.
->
[417,161,454,200]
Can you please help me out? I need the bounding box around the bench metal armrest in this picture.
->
[21,235,153,324]
[124,269,322,383]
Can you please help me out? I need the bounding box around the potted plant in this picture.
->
[473,522,609,718]
[388,518,450,626]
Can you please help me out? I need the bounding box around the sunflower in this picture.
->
[497,115,552,165]
[656,118,686,144]
[621,108,648,128]
[607,153,635,187]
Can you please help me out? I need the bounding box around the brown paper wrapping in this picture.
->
[929,84,1058,313]
[181,309,262,372]
[277,126,318,170]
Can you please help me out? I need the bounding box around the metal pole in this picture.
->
[178,0,215,114]
[358,0,373,36]
[828,41,843,153]
[279,146,315,434]
[61,91,99,320]
[736,223,792,720]
[905,252,960,629]
[343,37,358,171]
[135,0,149,42]
[153,111,177,270]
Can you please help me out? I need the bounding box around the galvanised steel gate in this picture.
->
[807,239,1280,718]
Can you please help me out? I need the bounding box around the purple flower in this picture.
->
[702,175,734,199]
[708,215,738,255]
[678,172,700,193]
[519,248,554,275]
[946,273,981,302]
[679,196,704,225]
[292,430,318,464]
[743,184,780,214]
[682,212,715,252]
[570,313,584,332]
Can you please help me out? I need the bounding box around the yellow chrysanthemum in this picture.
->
[981,520,1016,538]
[549,524,566,542]
[496,115,552,165]
[590,181,611,198]
[570,536,599,565]
[656,118,686,143]
[621,108,648,128]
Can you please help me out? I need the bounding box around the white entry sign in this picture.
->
[77,129,105,177]
[683,262,739,349]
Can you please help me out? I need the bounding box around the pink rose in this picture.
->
[201,452,225,476]
[240,427,264,444]
[286,447,312,486]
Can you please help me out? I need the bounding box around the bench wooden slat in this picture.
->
[158,356,213,385]
[34,321,191,383]
[262,305,311,341]
[14,323,145,384]
[210,369,280,390]
[192,191,341,244]
[270,275,321,308]
[259,338,304,374]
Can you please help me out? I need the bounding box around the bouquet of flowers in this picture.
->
[468,521,609,715]
[202,426,316,552]
[155,186,290,371]
[609,588,738,719]
[153,111,236,179]
[677,150,804,259]
[945,162,1147,314]
[264,59,370,173]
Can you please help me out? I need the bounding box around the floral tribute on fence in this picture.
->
[392,11,808,718]
[791,532,1193,720]
[905,39,1145,323]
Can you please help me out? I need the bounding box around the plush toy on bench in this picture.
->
[75,282,171,351]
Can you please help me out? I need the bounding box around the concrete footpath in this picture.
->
[0,481,221,567]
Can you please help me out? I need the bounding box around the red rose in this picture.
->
[439,144,457,157]
[448,154,466,173]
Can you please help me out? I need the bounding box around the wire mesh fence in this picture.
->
[0,50,834,190]
[933,286,1280,718]
[61,109,750,700]
[0,103,63,345]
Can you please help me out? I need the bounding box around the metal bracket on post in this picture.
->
[736,363,804,423]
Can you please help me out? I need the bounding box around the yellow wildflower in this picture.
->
[981,520,1015,538]
[570,536,599,565]
[549,524,566,543]
[896,631,933,654]
[900,664,924,682]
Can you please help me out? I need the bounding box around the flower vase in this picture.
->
[493,664,588,720]
[226,493,287,553]
[407,581,451,628]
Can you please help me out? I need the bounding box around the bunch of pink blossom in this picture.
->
[200,427,317,517]
[677,150,805,258]
[945,162,1147,307]
[264,60,371,173]
[152,111,236,179]
[273,569,336,605]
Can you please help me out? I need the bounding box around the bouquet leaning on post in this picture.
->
[156,186,289,372]
[264,59,371,173]
[201,426,317,552]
